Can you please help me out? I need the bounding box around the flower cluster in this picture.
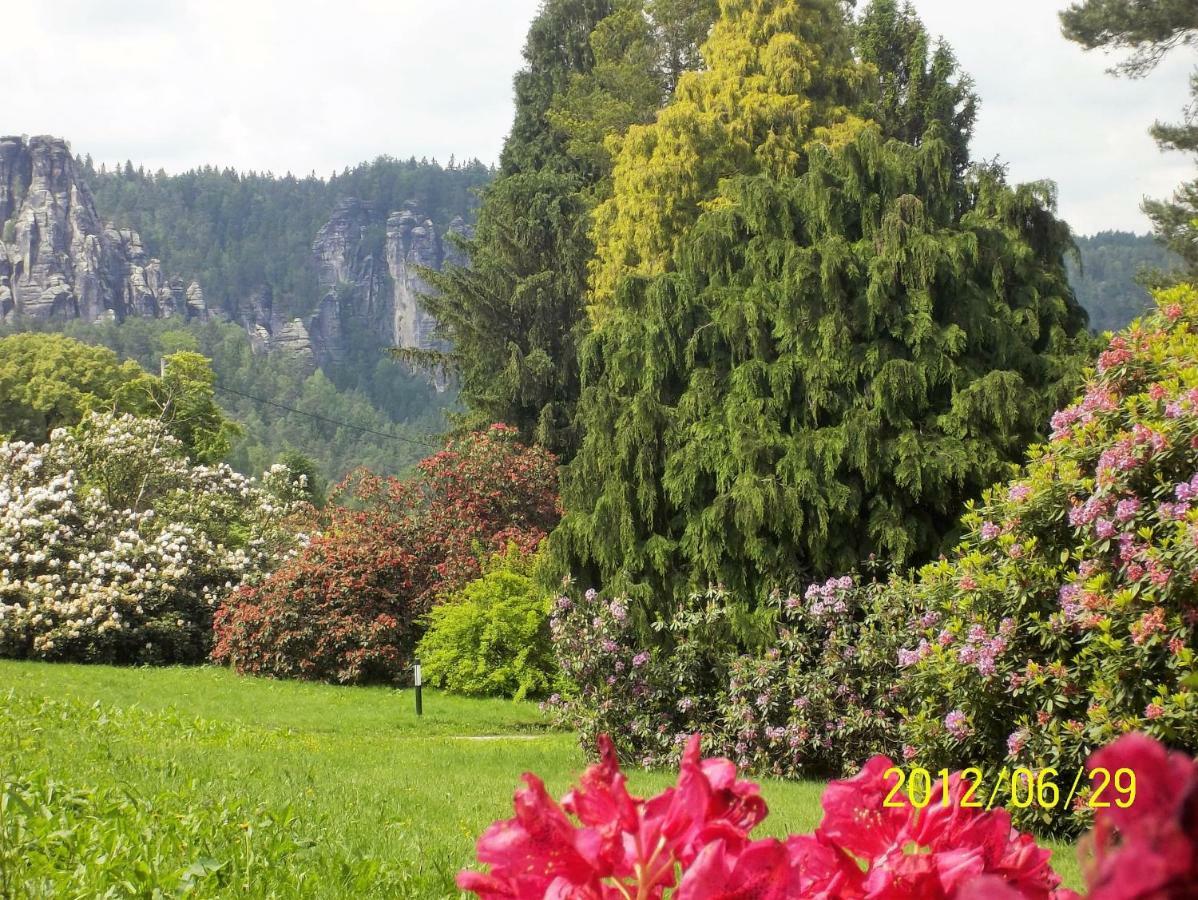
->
[0,413,304,665]
[1083,733,1198,897]
[459,730,1116,899]
[544,588,718,768]
[549,579,911,781]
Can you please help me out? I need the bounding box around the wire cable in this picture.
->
[212,383,441,449]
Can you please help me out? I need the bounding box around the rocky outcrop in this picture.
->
[385,202,444,353]
[281,196,463,381]
[240,286,318,372]
[0,136,204,324]
[0,135,467,387]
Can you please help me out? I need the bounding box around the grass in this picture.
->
[0,661,1082,897]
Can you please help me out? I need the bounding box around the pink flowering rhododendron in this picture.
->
[460,734,1099,899]
[458,734,770,898]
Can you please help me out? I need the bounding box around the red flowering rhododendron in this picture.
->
[458,734,773,898]
[460,735,1090,899]
[213,425,559,683]
[811,756,1073,899]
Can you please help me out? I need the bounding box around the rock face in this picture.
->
[0,136,204,324]
[241,196,465,378]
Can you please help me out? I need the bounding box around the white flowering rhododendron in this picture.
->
[0,413,307,665]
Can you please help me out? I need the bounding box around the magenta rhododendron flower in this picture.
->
[460,736,1099,899]
[457,734,768,898]
[462,733,1198,898]
[1082,734,1198,899]
[811,755,1075,900]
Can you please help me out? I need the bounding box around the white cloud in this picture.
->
[909,0,1193,234]
[0,0,1191,234]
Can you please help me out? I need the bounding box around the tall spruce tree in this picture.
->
[554,0,1093,617]
[547,1,668,183]
[856,0,977,176]
[425,0,717,456]
[422,0,614,456]
[501,0,616,176]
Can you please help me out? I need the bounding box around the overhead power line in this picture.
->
[212,383,440,450]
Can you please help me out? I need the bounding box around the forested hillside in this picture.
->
[1068,231,1179,331]
[85,156,492,320]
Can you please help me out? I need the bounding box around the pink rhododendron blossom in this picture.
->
[458,734,768,898]
[945,710,971,739]
[813,756,1074,899]
[461,737,1106,899]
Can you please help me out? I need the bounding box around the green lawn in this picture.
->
[0,662,1082,897]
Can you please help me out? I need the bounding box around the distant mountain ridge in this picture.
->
[1,134,490,380]
[1066,231,1180,333]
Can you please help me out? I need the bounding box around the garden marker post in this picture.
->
[414,659,423,716]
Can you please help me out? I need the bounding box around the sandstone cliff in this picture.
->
[0,136,204,323]
[2,135,468,389]
[244,196,467,376]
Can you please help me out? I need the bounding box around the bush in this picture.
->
[0,413,303,665]
[417,550,559,700]
[545,587,728,769]
[213,425,560,684]
[212,506,422,684]
[718,575,915,779]
[895,284,1198,832]
[546,577,913,778]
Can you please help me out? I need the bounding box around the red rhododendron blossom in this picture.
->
[460,738,1084,899]
[463,733,1198,898]
[811,756,1077,899]
[1082,733,1198,899]
[458,734,769,898]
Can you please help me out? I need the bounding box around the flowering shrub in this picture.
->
[416,424,562,594]
[417,549,561,700]
[211,498,421,684]
[545,587,728,768]
[213,425,559,684]
[456,730,1190,899]
[0,413,304,665]
[547,578,914,779]
[898,285,1198,832]
[719,575,915,779]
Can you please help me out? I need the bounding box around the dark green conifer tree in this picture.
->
[422,0,616,457]
[554,1,1093,617]
[856,0,977,176]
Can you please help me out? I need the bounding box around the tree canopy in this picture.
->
[0,333,237,463]
[554,0,1094,616]
[587,0,866,313]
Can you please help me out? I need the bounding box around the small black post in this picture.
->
[414,658,423,716]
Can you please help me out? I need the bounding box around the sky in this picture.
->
[2,0,1192,236]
